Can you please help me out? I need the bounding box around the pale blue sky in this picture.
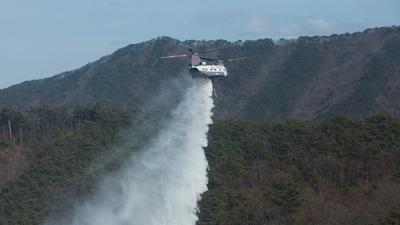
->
[0,0,399,88]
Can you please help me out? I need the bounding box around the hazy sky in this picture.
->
[0,0,399,88]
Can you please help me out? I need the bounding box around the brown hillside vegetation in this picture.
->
[0,146,28,188]
[0,26,399,121]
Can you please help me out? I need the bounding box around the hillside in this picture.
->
[0,108,399,225]
[0,106,161,225]
[199,116,400,225]
[0,26,399,121]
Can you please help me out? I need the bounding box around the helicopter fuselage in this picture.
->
[188,63,228,79]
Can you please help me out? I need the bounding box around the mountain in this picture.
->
[1,26,400,225]
[0,26,399,120]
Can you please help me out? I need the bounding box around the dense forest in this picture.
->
[199,116,400,225]
[0,107,399,225]
[0,106,159,225]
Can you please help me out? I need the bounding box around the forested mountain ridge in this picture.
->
[1,26,399,121]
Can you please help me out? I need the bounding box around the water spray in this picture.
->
[53,79,214,225]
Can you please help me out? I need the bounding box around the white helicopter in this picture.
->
[160,47,256,97]
[160,47,252,79]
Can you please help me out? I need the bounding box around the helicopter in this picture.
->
[160,47,256,97]
[160,47,253,80]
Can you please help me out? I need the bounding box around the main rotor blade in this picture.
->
[160,54,188,59]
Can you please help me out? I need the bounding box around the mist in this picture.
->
[48,78,214,225]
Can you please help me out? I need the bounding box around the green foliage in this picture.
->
[0,108,25,129]
[1,109,400,225]
[372,212,400,225]
[0,106,159,225]
[198,115,400,225]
